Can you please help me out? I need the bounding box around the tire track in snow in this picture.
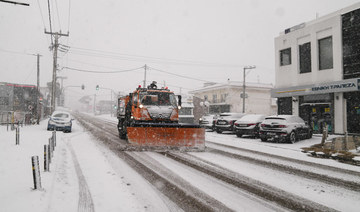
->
[67,142,95,212]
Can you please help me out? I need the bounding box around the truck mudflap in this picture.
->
[126,123,205,151]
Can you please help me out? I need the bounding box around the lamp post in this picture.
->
[242,65,256,113]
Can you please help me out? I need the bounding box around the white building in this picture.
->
[190,81,276,116]
[273,2,360,134]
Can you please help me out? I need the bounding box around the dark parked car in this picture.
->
[234,114,266,138]
[47,111,73,133]
[215,113,246,134]
[199,114,218,131]
[259,115,312,143]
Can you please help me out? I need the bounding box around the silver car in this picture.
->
[47,111,73,133]
[234,114,266,138]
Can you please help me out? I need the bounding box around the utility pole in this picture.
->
[45,31,69,114]
[242,65,256,113]
[36,54,42,124]
[57,76,67,106]
[143,64,147,88]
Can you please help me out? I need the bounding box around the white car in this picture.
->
[47,111,73,133]
[199,114,218,131]
[259,115,312,143]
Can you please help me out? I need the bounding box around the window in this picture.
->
[212,94,217,103]
[280,48,291,66]
[220,93,228,102]
[318,36,333,70]
[299,42,311,73]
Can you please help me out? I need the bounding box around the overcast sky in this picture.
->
[1,0,359,103]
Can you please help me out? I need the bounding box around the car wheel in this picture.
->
[308,130,312,139]
[289,131,296,144]
[260,137,267,142]
[236,133,242,138]
[216,129,222,134]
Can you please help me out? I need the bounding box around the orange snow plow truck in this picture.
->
[117,82,205,151]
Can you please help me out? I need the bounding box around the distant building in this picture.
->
[96,100,115,115]
[189,81,276,120]
[0,82,39,124]
[273,2,360,134]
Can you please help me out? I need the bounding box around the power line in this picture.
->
[66,45,246,68]
[46,0,53,44]
[54,0,62,30]
[64,58,137,71]
[63,66,144,74]
[148,66,216,83]
[36,0,47,29]
[67,0,72,33]
[0,0,29,6]
[0,48,35,56]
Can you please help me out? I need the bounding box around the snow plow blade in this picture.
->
[126,123,205,151]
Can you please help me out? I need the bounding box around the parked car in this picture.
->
[259,115,312,143]
[215,113,246,133]
[47,111,73,133]
[199,114,218,131]
[234,114,266,138]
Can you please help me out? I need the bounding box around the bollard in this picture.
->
[48,141,52,163]
[49,137,54,153]
[6,113,9,131]
[344,131,349,150]
[44,145,49,171]
[31,156,42,189]
[52,131,56,147]
[15,127,20,145]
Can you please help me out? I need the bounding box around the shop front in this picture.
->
[299,94,334,134]
[272,78,360,134]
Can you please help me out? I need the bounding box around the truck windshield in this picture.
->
[140,92,177,106]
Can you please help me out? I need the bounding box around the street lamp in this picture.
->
[242,65,256,113]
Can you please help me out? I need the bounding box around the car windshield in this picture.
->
[53,113,69,118]
[263,117,287,124]
[140,92,177,106]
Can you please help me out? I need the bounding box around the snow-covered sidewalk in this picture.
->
[0,120,175,212]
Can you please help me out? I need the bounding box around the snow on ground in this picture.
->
[206,131,360,172]
[0,119,175,212]
[1,113,360,211]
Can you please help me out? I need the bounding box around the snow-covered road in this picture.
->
[1,114,360,211]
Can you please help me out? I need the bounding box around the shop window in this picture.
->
[318,36,333,70]
[277,97,292,115]
[299,42,311,73]
[280,48,291,66]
